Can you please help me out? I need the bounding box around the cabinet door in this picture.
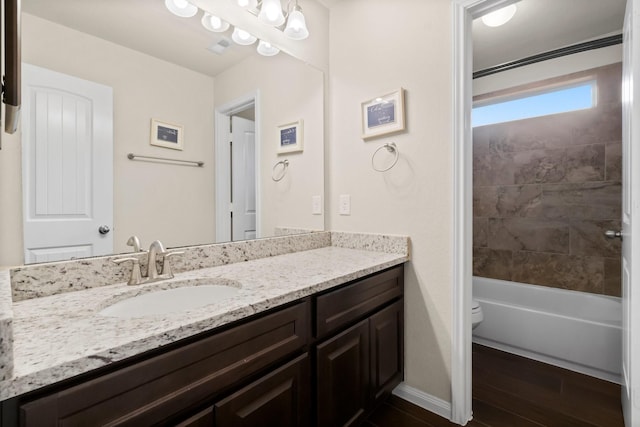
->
[215,354,310,427]
[316,320,370,427]
[370,300,403,403]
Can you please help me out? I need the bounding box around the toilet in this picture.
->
[472,299,484,330]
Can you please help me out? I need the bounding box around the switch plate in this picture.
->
[339,194,351,215]
[312,195,322,215]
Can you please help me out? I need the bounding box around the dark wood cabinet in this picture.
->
[7,265,404,427]
[315,266,404,427]
[19,301,309,427]
[215,354,310,427]
[316,320,370,427]
[370,300,403,403]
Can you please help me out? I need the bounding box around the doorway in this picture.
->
[214,93,261,243]
[452,0,638,425]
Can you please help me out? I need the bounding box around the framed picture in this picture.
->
[277,120,304,154]
[361,88,405,139]
[150,119,184,150]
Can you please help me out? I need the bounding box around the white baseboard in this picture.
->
[392,383,452,421]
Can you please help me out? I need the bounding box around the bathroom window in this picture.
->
[472,80,596,127]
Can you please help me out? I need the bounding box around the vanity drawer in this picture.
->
[20,300,310,427]
[315,265,403,339]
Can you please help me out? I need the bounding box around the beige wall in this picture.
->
[328,0,454,402]
[214,54,324,235]
[0,14,217,265]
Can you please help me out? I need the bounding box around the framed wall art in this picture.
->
[361,88,405,139]
[150,119,184,150]
[277,119,304,154]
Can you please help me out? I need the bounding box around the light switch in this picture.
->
[312,195,322,215]
[339,194,351,215]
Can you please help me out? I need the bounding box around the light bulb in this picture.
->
[284,8,309,40]
[481,4,517,27]
[232,27,257,45]
[237,0,258,9]
[165,0,198,18]
[258,0,285,26]
[257,40,280,56]
[201,13,230,32]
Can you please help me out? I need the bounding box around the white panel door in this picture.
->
[22,64,113,263]
[231,116,256,241]
[622,0,640,424]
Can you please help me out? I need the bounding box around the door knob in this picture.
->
[604,230,622,240]
[98,225,111,235]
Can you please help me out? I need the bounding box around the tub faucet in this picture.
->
[147,240,166,280]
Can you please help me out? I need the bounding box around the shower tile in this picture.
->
[513,148,567,184]
[474,185,542,218]
[605,142,622,182]
[488,218,570,254]
[572,105,622,146]
[473,218,488,248]
[596,63,622,104]
[570,220,622,258]
[603,257,622,297]
[564,144,605,183]
[473,248,512,280]
[541,182,621,220]
[473,150,517,186]
[512,252,604,293]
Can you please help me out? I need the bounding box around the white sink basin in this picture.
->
[99,282,241,318]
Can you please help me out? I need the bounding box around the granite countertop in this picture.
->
[0,246,407,401]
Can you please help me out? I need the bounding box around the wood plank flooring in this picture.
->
[364,344,624,427]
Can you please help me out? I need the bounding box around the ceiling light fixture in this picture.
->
[481,4,517,27]
[232,27,258,45]
[164,0,198,18]
[257,40,280,56]
[201,13,230,32]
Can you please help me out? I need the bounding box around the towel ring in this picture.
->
[272,159,289,182]
[371,142,399,172]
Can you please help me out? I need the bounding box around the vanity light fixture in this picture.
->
[257,40,280,56]
[283,2,309,40]
[481,4,517,27]
[258,0,286,26]
[164,0,198,18]
[232,27,258,45]
[202,12,230,32]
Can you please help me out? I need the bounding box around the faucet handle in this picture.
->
[113,257,144,286]
[161,251,184,277]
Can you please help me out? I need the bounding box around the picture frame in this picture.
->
[150,118,184,150]
[277,119,304,154]
[361,88,405,139]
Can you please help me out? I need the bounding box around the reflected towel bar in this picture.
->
[127,153,204,167]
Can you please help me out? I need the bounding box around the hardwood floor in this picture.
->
[364,344,624,427]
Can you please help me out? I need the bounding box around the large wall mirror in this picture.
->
[2,0,326,265]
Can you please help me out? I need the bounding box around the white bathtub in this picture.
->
[472,276,622,383]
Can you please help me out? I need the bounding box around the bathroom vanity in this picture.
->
[0,232,408,426]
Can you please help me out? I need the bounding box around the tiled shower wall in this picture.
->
[473,63,622,297]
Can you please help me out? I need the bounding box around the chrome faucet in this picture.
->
[113,239,183,285]
[147,240,166,280]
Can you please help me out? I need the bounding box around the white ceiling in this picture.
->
[23,0,627,76]
[473,0,626,71]
[22,0,257,77]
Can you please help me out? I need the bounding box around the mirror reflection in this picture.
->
[11,0,324,265]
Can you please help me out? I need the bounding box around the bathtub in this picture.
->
[472,276,622,383]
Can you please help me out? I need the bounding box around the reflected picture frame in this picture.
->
[150,118,184,150]
[361,88,405,140]
[277,119,304,154]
